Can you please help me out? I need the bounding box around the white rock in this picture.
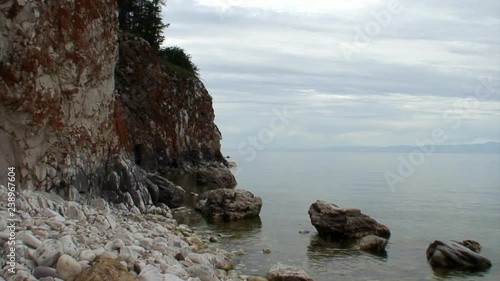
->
[90,198,107,210]
[137,264,163,281]
[66,205,86,221]
[164,234,189,249]
[163,273,184,281]
[187,253,209,265]
[79,249,96,262]
[56,254,82,281]
[130,245,147,255]
[165,264,189,279]
[92,247,105,256]
[34,239,64,267]
[105,214,117,229]
[58,235,79,258]
[186,265,220,281]
[133,233,144,240]
[101,251,118,259]
[120,246,140,259]
[15,244,31,259]
[112,238,125,250]
[138,238,154,250]
[41,208,65,222]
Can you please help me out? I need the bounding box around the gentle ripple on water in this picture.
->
[173,152,500,281]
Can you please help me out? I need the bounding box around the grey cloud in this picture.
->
[162,0,499,149]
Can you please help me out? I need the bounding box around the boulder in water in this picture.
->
[426,240,492,270]
[308,200,390,239]
[195,188,262,221]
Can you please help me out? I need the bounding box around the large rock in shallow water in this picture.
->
[426,240,492,270]
[267,263,314,281]
[195,189,262,221]
[308,200,390,239]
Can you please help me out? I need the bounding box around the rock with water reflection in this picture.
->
[426,240,492,270]
[359,235,388,254]
[267,263,314,281]
[195,189,262,221]
[308,200,391,239]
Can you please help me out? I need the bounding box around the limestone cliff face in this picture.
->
[0,0,119,193]
[115,35,228,174]
[0,0,235,209]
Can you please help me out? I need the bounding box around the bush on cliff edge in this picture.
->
[159,46,200,78]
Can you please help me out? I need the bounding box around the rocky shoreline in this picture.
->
[0,185,494,281]
[0,185,273,281]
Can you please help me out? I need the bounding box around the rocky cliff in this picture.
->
[0,0,235,210]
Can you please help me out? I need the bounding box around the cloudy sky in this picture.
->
[162,0,500,150]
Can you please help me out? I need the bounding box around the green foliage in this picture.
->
[119,1,199,78]
[118,0,169,50]
[159,46,199,78]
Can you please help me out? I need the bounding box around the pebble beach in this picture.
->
[0,184,269,281]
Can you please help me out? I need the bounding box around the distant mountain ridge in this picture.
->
[316,142,500,154]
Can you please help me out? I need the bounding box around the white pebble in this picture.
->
[56,254,82,281]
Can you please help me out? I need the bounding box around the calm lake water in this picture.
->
[177,151,500,281]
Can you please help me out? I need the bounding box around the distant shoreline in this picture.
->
[225,142,500,154]
[316,142,500,154]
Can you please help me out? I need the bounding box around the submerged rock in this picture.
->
[359,235,388,254]
[426,240,492,270]
[308,200,390,239]
[195,189,262,221]
[267,263,314,281]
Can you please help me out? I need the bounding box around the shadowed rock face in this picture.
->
[195,189,262,221]
[426,240,492,270]
[147,173,185,208]
[196,166,237,189]
[308,200,391,239]
[115,35,233,180]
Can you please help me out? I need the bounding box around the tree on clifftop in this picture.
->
[118,0,169,50]
[118,0,199,78]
